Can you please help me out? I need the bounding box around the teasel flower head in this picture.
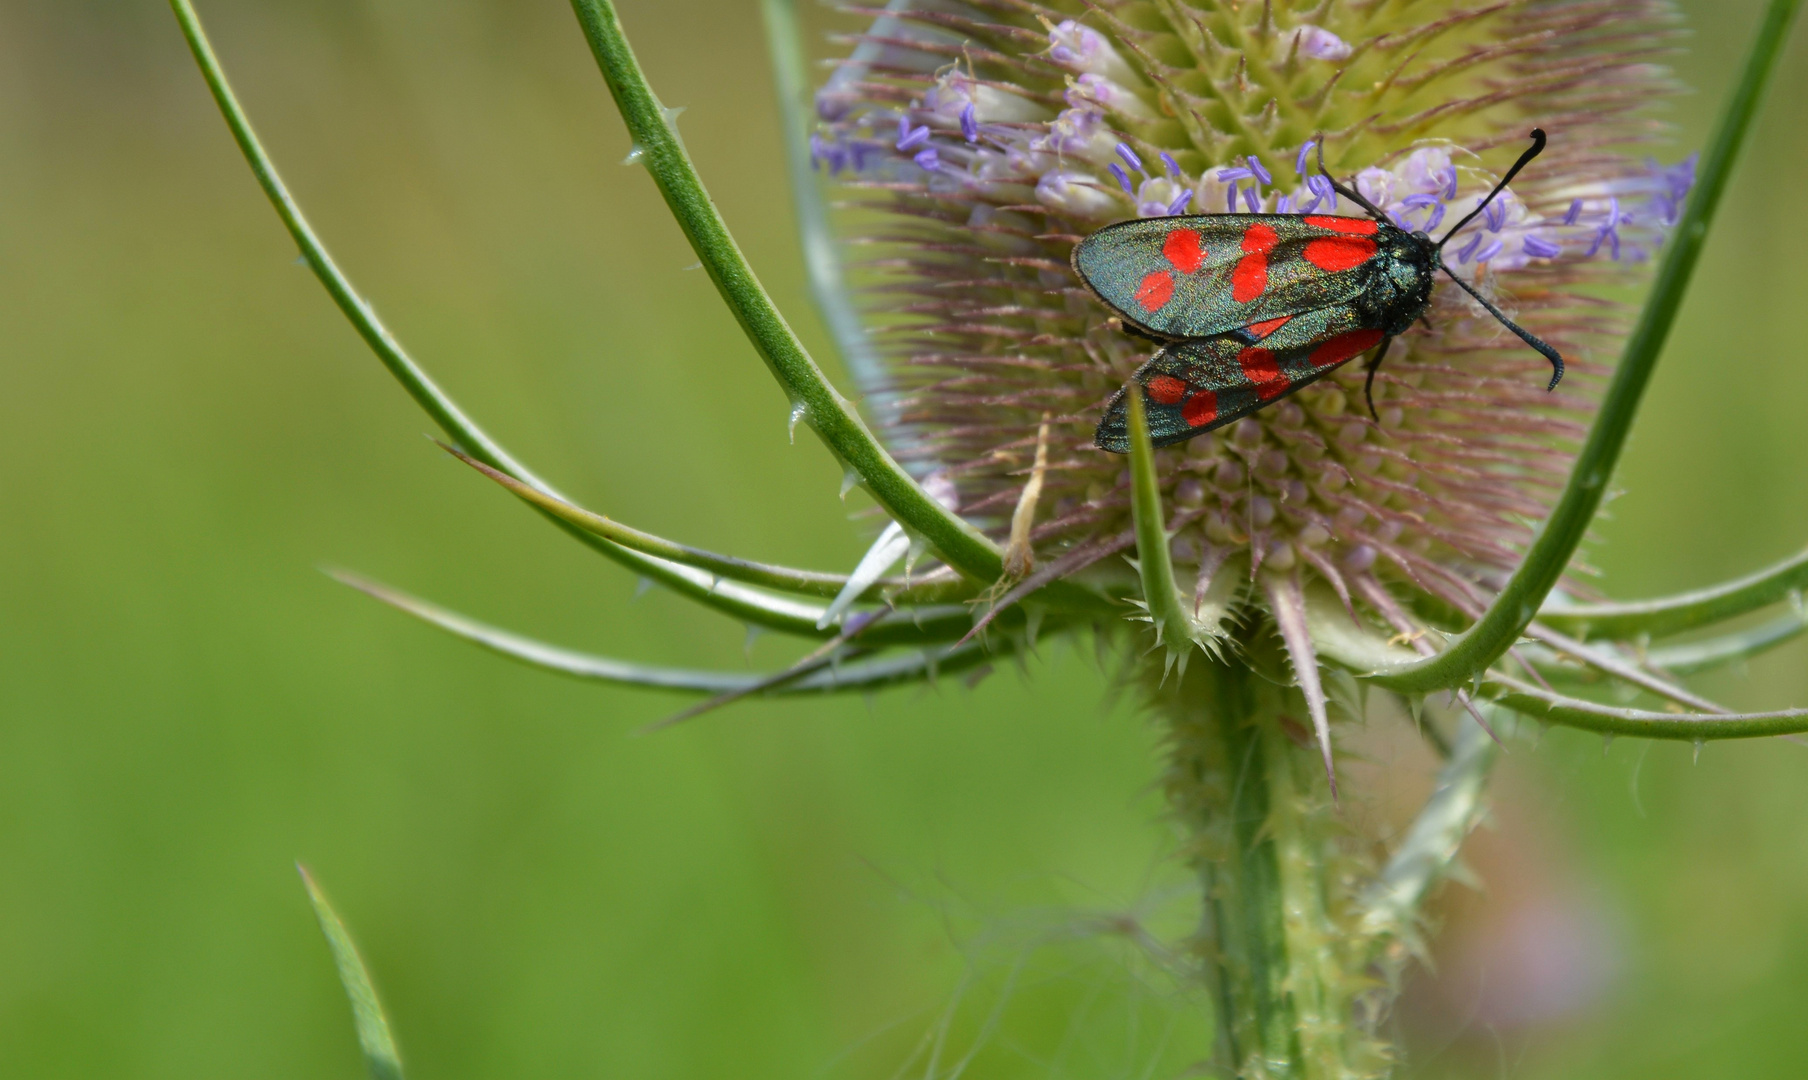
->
[813,1,1693,764]
[172,0,1808,1072]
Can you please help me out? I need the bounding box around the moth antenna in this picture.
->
[1437,129,1547,249]
[1363,335,1394,420]
[1315,136,1391,223]
[1436,261,1565,389]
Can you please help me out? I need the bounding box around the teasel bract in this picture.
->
[173,0,1808,1074]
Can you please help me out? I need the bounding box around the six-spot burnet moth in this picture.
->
[1076,130,1565,453]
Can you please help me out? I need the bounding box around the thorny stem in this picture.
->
[1162,654,1384,1078]
[1369,0,1804,694]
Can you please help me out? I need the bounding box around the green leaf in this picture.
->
[1365,0,1805,694]
[298,866,404,1080]
[332,569,1007,694]
[1538,546,1808,641]
[566,0,1004,585]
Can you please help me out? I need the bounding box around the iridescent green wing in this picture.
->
[1072,214,1387,340]
[1095,304,1387,452]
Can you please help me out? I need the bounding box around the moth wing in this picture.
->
[1094,305,1386,452]
[1073,215,1380,340]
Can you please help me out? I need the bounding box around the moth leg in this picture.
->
[1362,335,1394,422]
[1418,314,1433,332]
[1109,317,1169,346]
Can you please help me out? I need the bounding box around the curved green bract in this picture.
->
[1365,0,1804,694]
[1539,546,1808,641]
[332,565,983,650]
[1522,623,1726,713]
[1643,611,1808,675]
[567,0,1024,589]
[448,446,978,605]
[1489,676,1808,740]
[171,0,550,496]
[759,0,888,399]
[1125,391,1235,659]
[1360,714,1497,955]
[169,0,912,638]
[337,571,1002,695]
[1126,390,1194,656]
[298,867,405,1080]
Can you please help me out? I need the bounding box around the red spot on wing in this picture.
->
[1309,328,1385,368]
[1182,391,1220,428]
[1238,346,1290,400]
[1242,223,1281,254]
[1163,229,1205,274]
[1134,270,1175,313]
[1245,316,1291,339]
[1304,215,1380,236]
[1303,235,1379,272]
[1145,375,1188,405]
[1231,223,1282,302]
[1231,255,1268,302]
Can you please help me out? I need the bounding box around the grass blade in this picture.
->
[298,867,404,1080]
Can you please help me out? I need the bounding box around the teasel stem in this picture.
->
[1158,654,1385,1079]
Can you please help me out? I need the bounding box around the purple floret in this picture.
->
[1523,235,1562,258]
[1295,141,1316,178]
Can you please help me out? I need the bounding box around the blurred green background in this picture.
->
[0,1,1803,1077]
